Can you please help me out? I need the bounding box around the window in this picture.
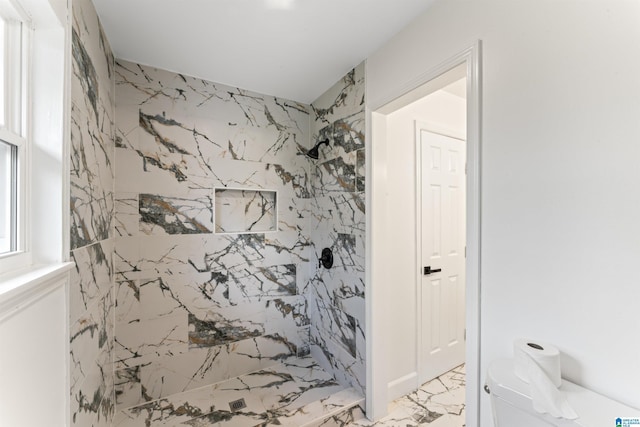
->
[0,3,28,260]
[0,140,17,253]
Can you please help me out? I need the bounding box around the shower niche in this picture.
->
[215,187,278,233]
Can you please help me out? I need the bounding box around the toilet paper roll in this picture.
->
[514,339,562,387]
[512,339,578,420]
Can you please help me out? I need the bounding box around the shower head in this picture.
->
[306,139,330,160]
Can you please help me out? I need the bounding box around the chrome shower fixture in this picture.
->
[306,139,330,160]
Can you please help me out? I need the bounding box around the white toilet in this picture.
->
[487,358,640,426]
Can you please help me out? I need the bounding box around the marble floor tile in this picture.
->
[114,360,463,427]
[347,364,465,427]
[115,356,364,427]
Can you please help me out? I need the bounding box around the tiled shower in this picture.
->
[69,0,365,425]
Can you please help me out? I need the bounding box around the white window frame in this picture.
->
[0,1,30,273]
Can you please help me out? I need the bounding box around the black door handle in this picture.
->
[423,266,442,275]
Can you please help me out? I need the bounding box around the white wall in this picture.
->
[384,90,466,399]
[0,278,68,427]
[367,1,640,425]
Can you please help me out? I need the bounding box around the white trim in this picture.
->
[18,6,30,259]
[61,0,71,260]
[365,105,389,420]
[387,371,418,402]
[0,5,30,269]
[414,120,423,389]
[366,41,482,425]
[0,261,73,322]
[0,128,25,146]
[465,41,483,427]
[0,0,29,22]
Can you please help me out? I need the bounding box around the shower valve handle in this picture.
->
[318,248,334,269]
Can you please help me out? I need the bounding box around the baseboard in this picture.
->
[387,371,418,402]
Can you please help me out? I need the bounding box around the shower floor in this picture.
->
[114,356,365,427]
[114,360,465,427]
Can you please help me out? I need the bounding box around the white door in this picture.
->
[418,124,466,384]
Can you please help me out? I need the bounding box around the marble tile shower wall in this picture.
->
[113,60,313,409]
[306,63,366,396]
[68,0,116,426]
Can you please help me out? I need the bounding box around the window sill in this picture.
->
[0,262,74,320]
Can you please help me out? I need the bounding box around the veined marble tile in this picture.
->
[114,235,214,275]
[115,193,139,237]
[313,155,357,195]
[314,117,365,163]
[137,110,219,159]
[114,356,360,427]
[70,288,115,426]
[310,192,365,236]
[115,312,189,367]
[306,270,365,329]
[215,188,276,233]
[115,60,310,166]
[311,63,364,123]
[305,63,366,401]
[114,279,140,327]
[70,0,115,252]
[70,0,116,425]
[72,0,113,98]
[113,59,318,406]
[264,298,310,354]
[277,195,311,233]
[115,366,141,410]
[187,307,265,349]
[69,286,114,371]
[227,263,297,302]
[70,239,114,323]
[309,231,364,275]
[113,236,142,281]
[262,230,311,267]
[356,150,365,192]
[138,272,232,320]
[309,294,357,358]
[256,360,346,422]
[114,234,271,282]
[114,147,212,195]
[298,401,365,427]
[262,160,310,199]
[266,161,311,199]
[134,335,297,403]
[202,233,267,272]
[310,324,365,396]
[311,63,365,161]
[114,102,139,147]
[116,141,308,198]
[265,296,309,328]
[348,365,465,427]
[335,232,364,273]
[140,192,214,235]
[70,100,114,249]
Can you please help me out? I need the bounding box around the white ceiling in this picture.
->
[91,0,437,104]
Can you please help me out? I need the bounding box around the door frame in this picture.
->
[366,41,482,424]
[415,122,467,385]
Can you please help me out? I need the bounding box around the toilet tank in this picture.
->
[491,396,557,427]
[486,359,640,427]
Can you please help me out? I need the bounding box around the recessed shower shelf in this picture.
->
[214,187,278,234]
